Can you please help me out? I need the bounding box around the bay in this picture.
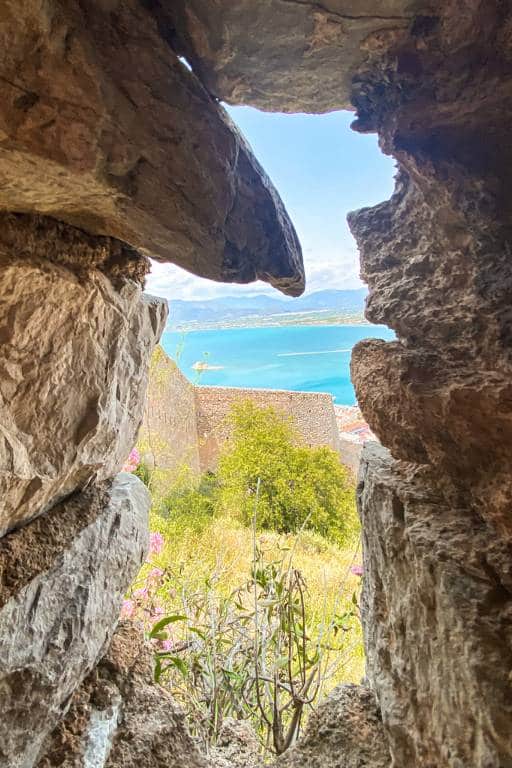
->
[161,324,394,406]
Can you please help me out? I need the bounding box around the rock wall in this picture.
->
[276,685,390,768]
[0,0,303,295]
[36,623,209,768]
[0,213,166,536]
[0,475,150,768]
[0,210,166,766]
[358,444,512,767]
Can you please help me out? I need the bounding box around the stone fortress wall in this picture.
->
[140,349,361,478]
[138,348,201,478]
[195,385,340,472]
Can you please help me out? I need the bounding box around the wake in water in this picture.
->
[277,349,351,357]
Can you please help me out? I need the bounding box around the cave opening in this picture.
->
[2,2,512,766]
[131,105,397,756]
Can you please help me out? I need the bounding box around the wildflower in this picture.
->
[148,567,164,582]
[149,532,165,555]
[120,599,135,619]
[122,447,140,473]
[159,639,173,651]
[133,587,148,600]
[350,565,363,577]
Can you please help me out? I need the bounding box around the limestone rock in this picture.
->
[0,214,167,535]
[0,474,150,768]
[37,623,208,768]
[209,719,262,768]
[0,0,303,294]
[346,4,512,536]
[357,443,512,767]
[167,1,424,112]
[275,684,390,768]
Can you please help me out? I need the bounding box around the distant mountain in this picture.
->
[168,289,367,329]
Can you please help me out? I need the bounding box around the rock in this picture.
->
[346,7,512,536]
[349,165,512,538]
[209,719,262,768]
[166,1,422,112]
[357,443,512,767]
[0,213,167,535]
[0,0,303,295]
[37,623,209,768]
[275,685,390,768]
[0,474,150,768]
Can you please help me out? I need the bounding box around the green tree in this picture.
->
[216,401,357,545]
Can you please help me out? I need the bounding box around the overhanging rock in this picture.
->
[0,0,304,295]
[165,0,426,113]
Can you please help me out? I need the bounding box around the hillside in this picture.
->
[168,288,367,329]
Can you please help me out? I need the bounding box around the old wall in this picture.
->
[138,348,200,480]
[194,385,340,472]
[139,350,346,477]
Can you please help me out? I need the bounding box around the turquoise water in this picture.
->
[161,324,394,406]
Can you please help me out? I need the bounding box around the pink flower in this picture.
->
[122,447,140,473]
[133,587,148,600]
[120,599,135,619]
[148,567,164,583]
[159,639,173,651]
[350,565,363,577]
[149,532,164,556]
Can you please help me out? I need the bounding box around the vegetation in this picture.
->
[216,401,357,545]
[125,401,363,757]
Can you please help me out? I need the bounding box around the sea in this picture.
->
[161,324,394,406]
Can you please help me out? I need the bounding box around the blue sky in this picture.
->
[147,107,395,301]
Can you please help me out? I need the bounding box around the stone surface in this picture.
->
[358,443,512,768]
[276,684,390,768]
[139,347,201,482]
[0,474,150,768]
[167,1,425,112]
[0,214,167,535]
[0,0,303,294]
[37,623,208,768]
[209,719,262,768]
[194,384,340,471]
[347,3,512,536]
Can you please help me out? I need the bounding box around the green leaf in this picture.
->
[149,614,187,639]
[154,656,162,683]
[168,655,189,676]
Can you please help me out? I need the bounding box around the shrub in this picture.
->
[216,401,358,546]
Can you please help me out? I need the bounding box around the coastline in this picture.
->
[168,318,372,333]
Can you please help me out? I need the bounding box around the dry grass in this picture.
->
[144,510,365,689]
